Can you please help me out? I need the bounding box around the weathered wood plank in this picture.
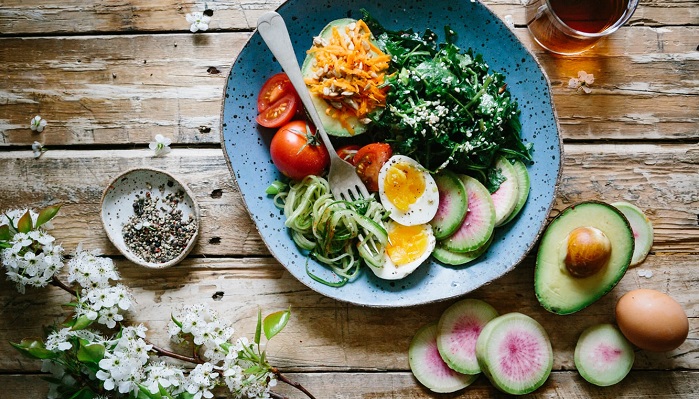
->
[1,0,696,35]
[0,254,696,372]
[1,371,698,398]
[0,144,696,255]
[0,28,697,146]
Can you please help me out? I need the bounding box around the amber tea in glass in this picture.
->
[526,0,639,55]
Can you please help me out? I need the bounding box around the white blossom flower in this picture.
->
[96,325,153,395]
[168,303,235,361]
[568,70,595,94]
[504,15,515,29]
[143,361,186,395]
[221,338,275,399]
[67,245,120,289]
[30,115,47,132]
[185,362,218,399]
[186,12,211,33]
[149,134,172,157]
[32,141,46,158]
[0,211,64,293]
[76,284,133,328]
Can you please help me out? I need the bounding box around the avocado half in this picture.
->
[301,18,370,137]
[535,201,634,315]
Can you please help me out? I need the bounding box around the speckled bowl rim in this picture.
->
[219,0,563,307]
[100,167,201,269]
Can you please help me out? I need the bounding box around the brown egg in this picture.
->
[615,289,689,352]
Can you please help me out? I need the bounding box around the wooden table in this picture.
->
[1,1,697,397]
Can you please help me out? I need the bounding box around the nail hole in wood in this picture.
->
[199,126,212,133]
[203,9,214,17]
[212,291,224,301]
[207,66,220,74]
[209,237,221,245]
[210,189,223,198]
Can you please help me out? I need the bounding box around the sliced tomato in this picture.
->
[353,143,392,192]
[256,93,298,128]
[257,73,295,113]
[336,144,361,164]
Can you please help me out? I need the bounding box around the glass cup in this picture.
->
[525,0,639,55]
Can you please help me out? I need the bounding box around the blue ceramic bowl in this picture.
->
[221,0,561,307]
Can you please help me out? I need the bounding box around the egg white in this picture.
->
[378,155,439,226]
[367,221,436,280]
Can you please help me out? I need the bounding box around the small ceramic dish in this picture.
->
[101,168,200,268]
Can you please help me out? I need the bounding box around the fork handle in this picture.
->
[257,12,338,156]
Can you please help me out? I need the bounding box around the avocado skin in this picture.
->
[534,201,634,315]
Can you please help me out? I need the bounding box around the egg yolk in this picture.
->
[384,162,425,212]
[386,223,429,266]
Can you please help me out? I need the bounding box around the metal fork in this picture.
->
[257,11,370,202]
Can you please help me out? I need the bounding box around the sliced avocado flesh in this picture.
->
[535,201,634,315]
[301,18,369,137]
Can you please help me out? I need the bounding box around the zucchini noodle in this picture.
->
[272,175,389,286]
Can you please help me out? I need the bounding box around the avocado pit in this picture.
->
[564,226,611,278]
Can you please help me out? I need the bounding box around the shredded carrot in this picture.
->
[304,19,390,135]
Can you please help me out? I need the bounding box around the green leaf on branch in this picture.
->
[17,210,32,233]
[36,204,62,228]
[171,314,183,329]
[69,315,94,331]
[263,308,291,341]
[10,339,58,360]
[137,384,163,399]
[0,224,11,241]
[67,388,96,399]
[254,308,262,345]
[77,340,105,364]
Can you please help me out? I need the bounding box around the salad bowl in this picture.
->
[220,0,562,307]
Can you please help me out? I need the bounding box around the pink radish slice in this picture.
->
[476,312,553,395]
[490,156,519,226]
[442,175,495,253]
[437,299,499,374]
[409,322,478,393]
[574,324,634,386]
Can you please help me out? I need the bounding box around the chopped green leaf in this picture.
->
[265,180,287,195]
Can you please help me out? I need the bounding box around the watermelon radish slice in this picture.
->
[476,312,553,395]
[574,323,634,387]
[432,235,493,266]
[442,175,496,253]
[409,322,479,393]
[611,202,653,266]
[437,299,499,374]
[430,170,468,240]
[501,159,530,226]
[490,156,520,227]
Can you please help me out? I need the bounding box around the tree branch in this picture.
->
[272,368,317,399]
[51,275,77,296]
[148,341,204,364]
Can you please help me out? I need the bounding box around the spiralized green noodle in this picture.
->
[273,175,388,286]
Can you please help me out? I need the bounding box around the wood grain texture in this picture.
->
[1,371,698,398]
[0,254,696,372]
[1,0,697,35]
[0,30,697,145]
[0,144,696,255]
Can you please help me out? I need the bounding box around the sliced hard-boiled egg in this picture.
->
[378,155,439,226]
[368,221,436,280]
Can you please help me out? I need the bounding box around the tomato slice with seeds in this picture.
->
[257,73,295,113]
[353,143,392,192]
[256,93,298,128]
